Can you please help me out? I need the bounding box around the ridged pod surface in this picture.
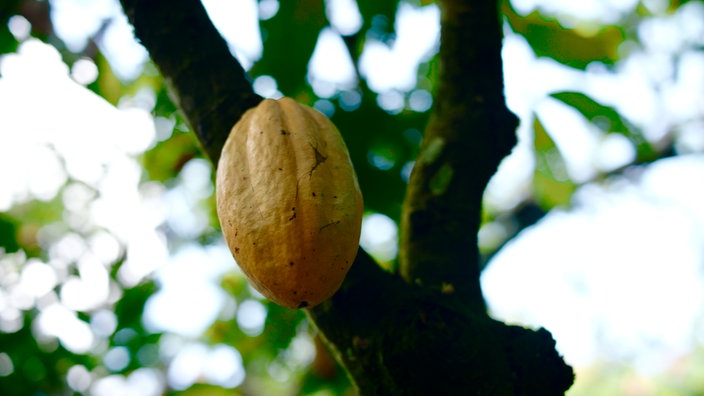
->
[216,97,363,309]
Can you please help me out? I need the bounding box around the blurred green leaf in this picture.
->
[9,197,65,245]
[95,52,125,105]
[550,91,657,161]
[169,383,241,396]
[331,90,428,222]
[142,132,201,182]
[0,0,21,55]
[0,26,18,56]
[114,281,157,329]
[261,303,305,352]
[533,116,576,208]
[112,281,162,372]
[0,316,88,395]
[670,0,698,11]
[356,0,399,44]
[0,0,22,20]
[550,91,629,134]
[209,274,257,351]
[252,0,326,95]
[504,4,624,69]
[0,214,19,253]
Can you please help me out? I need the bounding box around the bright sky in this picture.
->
[1,0,704,393]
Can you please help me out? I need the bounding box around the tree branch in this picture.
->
[308,247,573,395]
[119,0,261,164]
[399,0,518,310]
[119,1,573,393]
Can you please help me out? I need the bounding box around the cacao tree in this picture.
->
[118,0,573,394]
[1,0,702,394]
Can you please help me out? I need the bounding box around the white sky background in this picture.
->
[0,0,703,392]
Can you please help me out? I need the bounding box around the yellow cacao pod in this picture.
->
[216,97,363,309]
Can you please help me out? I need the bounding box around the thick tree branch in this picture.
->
[120,1,573,393]
[308,248,573,396]
[119,0,261,164]
[399,0,518,310]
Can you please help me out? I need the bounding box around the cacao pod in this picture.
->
[216,97,363,309]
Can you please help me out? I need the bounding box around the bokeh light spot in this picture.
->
[104,346,130,372]
[236,299,267,337]
[360,213,399,263]
[0,352,14,376]
[408,89,433,112]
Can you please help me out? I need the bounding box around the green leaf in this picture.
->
[261,302,305,352]
[0,26,18,56]
[356,0,399,43]
[169,384,238,396]
[142,131,202,182]
[0,0,21,55]
[550,91,656,160]
[330,89,428,222]
[0,213,19,253]
[10,196,65,234]
[533,116,576,208]
[252,0,326,95]
[551,91,628,133]
[114,281,158,329]
[504,4,624,69]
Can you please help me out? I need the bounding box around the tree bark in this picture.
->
[399,0,518,311]
[119,0,574,394]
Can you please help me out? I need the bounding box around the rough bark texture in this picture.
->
[399,0,518,310]
[307,249,574,395]
[120,0,574,394]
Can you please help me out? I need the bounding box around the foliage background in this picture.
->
[0,0,704,394]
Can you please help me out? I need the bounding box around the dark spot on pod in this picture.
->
[278,167,283,171]
[289,261,294,266]
[234,247,240,253]
[312,192,316,197]
[298,301,308,308]
[281,129,288,135]
[333,196,338,199]
[292,290,297,295]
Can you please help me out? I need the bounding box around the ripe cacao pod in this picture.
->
[216,97,363,309]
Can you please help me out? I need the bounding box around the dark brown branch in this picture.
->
[399,0,518,310]
[119,1,573,393]
[309,249,573,395]
[119,0,261,164]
